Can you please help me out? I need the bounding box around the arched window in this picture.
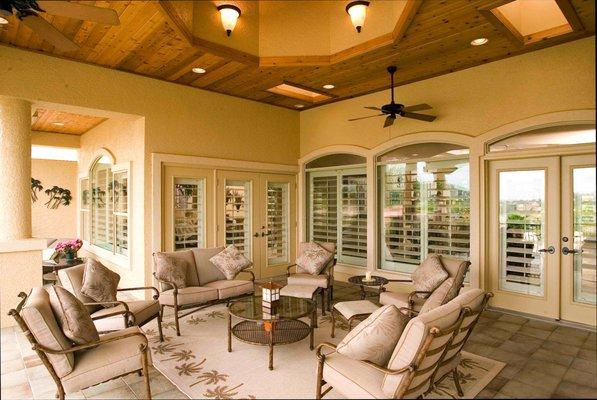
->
[83,155,129,258]
[306,153,367,267]
[487,124,596,153]
[377,143,470,274]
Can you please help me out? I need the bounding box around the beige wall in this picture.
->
[31,159,78,239]
[32,131,80,148]
[78,117,145,289]
[0,44,300,290]
[300,37,596,156]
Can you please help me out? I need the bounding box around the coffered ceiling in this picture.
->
[0,0,594,110]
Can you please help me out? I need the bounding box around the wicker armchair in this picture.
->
[9,289,152,400]
[287,242,337,312]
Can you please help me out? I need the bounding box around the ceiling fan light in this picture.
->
[346,1,369,33]
[217,4,241,37]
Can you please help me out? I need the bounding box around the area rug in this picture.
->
[142,304,504,399]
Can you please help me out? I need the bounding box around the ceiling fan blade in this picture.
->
[364,106,382,111]
[37,1,120,25]
[402,112,437,122]
[21,15,79,52]
[403,103,433,112]
[383,115,396,128]
[348,114,384,122]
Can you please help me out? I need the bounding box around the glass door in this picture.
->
[561,155,596,325]
[163,166,214,251]
[261,174,296,278]
[217,171,296,279]
[488,157,560,318]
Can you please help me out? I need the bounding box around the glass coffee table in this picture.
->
[227,295,315,370]
[348,275,390,299]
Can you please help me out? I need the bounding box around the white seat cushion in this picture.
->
[333,300,379,320]
[203,280,254,299]
[287,273,328,288]
[323,352,387,399]
[280,284,319,299]
[91,300,159,332]
[159,286,219,306]
[61,327,146,394]
[379,291,425,312]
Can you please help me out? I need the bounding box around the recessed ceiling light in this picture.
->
[471,37,488,46]
[411,153,419,157]
[51,122,65,127]
[295,104,305,109]
[0,16,8,25]
[323,84,335,89]
[192,67,206,74]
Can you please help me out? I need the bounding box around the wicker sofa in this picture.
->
[153,246,255,336]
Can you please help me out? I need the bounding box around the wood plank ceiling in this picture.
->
[32,108,107,134]
[0,0,594,110]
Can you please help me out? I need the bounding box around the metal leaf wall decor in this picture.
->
[44,186,72,209]
[31,178,43,202]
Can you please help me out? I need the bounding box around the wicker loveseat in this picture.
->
[153,246,255,336]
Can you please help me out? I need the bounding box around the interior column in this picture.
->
[0,96,32,241]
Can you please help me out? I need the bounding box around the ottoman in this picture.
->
[281,284,322,326]
[331,300,380,338]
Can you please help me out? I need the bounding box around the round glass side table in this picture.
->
[348,275,390,300]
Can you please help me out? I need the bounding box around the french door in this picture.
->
[488,154,596,325]
[216,171,296,279]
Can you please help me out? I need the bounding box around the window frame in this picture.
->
[79,158,131,269]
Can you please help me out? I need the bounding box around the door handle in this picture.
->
[537,246,555,254]
[562,246,582,255]
[253,232,260,238]
[261,231,271,237]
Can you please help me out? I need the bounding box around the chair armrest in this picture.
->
[118,286,160,300]
[85,301,133,325]
[408,291,431,306]
[33,329,148,355]
[152,272,179,293]
[286,264,297,276]
[398,307,419,318]
[235,270,255,282]
[316,342,414,375]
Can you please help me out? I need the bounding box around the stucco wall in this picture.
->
[78,117,145,289]
[299,37,596,156]
[31,159,78,239]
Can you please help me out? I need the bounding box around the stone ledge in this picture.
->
[0,238,48,254]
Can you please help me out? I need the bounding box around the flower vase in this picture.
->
[65,251,75,261]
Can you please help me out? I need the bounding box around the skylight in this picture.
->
[31,145,79,161]
[267,83,332,104]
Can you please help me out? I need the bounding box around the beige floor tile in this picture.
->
[152,388,190,399]
[540,340,581,357]
[524,359,568,378]
[86,385,137,399]
[1,369,29,387]
[475,388,497,398]
[26,364,52,381]
[1,347,23,363]
[1,358,25,375]
[562,368,597,389]
[554,380,597,399]
[127,371,176,398]
[0,381,34,399]
[531,348,574,367]
[512,368,562,392]
[499,379,553,398]
[29,375,58,399]
[518,325,552,340]
[570,358,597,375]
[498,339,539,355]
[577,348,597,362]
[548,332,586,347]
[478,327,515,341]
[524,319,557,332]
[553,326,590,340]
[488,348,528,367]
[497,314,528,325]
[492,321,522,332]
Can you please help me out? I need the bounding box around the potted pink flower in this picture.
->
[55,239,83,261]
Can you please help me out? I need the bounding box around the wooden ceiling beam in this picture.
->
[478,7,524,47]
[155,0,194,47]
[556,0,585,31]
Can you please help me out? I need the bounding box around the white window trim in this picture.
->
[79,160,132,270]
[307,166,367,268]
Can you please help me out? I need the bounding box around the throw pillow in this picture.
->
[419,277,455,314]
[48,285,100,345]
[154,252,188,288]
[295,242,333,275]
[80,258,120,308]
[412,254,449,299]
[209,245,253,280]
[336,305,407,365]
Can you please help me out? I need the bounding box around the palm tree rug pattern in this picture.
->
[142,304,504,399]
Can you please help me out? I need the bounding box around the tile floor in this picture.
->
[1,281,595,399]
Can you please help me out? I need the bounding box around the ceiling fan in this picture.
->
[349,66,437,128]
[0,0,120,52]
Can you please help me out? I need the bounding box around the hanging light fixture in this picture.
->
[217,4,241,37]
[346,1,370,33]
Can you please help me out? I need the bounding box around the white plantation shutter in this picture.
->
[173,178,205,250]
[340,173,367,265]
[379,159,470,274]
[310,175,338,244]
[308,168,367,267]
[267,182,290,265]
